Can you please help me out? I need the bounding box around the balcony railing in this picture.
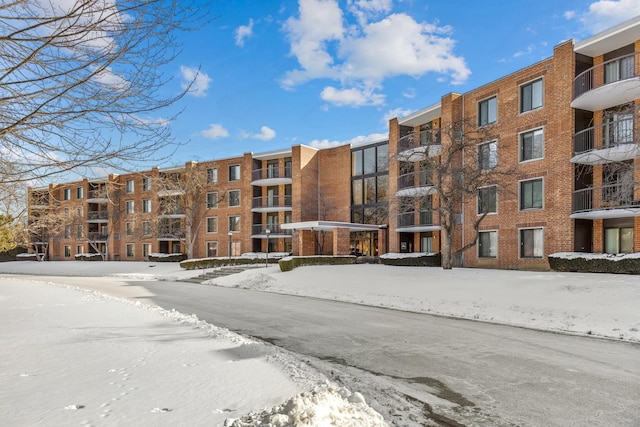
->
[574,52,638,100]
[252,165,293,181]
[398,171,433,191]
[397,129,441,154]
[87,211,108,221]
[251,224,292,235]
[574,115,635,154]
[87,232,108,241]
[572,183,639,213]
[397,211,434,228]
[252,195,292,209]
[87,189,108,200]
[157,230,186,239]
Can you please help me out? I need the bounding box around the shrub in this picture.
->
[149,253,187,262]
[180,256,276,270]
[75,253,104,261]
[278,255,357,272]
[548,252,640,274]
[379,253,441,267]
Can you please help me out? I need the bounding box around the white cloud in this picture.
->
[382,108,413,124]
[281,0,470,107]
[201,124,229,139]
[402,88,416,99]
[570,0,640,33]
[564,10,577,20]
[253,126,277,141]
[235,19,254,47]
[307,132,387,149]
[320,86,384,107]
[180,66,212,98]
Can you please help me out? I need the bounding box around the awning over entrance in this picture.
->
[280,221,387,256]
[279,220,385,232]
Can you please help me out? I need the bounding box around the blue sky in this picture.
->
[159,0,640,165]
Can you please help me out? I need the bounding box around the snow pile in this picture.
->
[379,252,435,259]
[225,383,388,427]
[549,251,640,261]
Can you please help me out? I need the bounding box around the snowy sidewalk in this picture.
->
[0,279,306,426]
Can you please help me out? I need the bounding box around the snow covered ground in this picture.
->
[1,260,639,426]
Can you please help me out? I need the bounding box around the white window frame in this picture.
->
[142,221,151,236]
[142,243,151,257]
[142,199,152,213]
[207,168,218,184]
[126,243,135,258]
[228,190,241,207]
[64,245,71,258]
[206,241,218,257]
[519,227,544,259]
[478,230,498,259]
[76,245,83,255]
[206,192,218,209]
[229,164,241,181]
[478,96,497,127]
[477,140,498,170]
[125,200,135,214]
[76,187,83,199]
[519,127,544,162]
[228,215,240,232]
[63,188,71,200]
[125,222,134,236]
[477,185,498,215]
[142,177,151,192]
[519,177,544,211]
[125,179,134,194]
[206,216,218,233]
[520,77,543,113]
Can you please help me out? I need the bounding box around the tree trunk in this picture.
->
[441,226,453,270]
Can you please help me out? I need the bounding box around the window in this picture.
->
[142,221,151,236]
[520,128,544,162]
[206,192,218,209]
[478,96,497,126]
[520,228,544,258]
[125,179,134,193]
[206,241,218,257]
[520,78,543,113]
[206,217,218,233]
[76,206,83,219]
[604,55,634,84]
[267,161,279,178]
[125,222,134,236]
[352,150,363,176]
[605,226,634,254]
[229,164,240,181]
[228,215,240,232]
[142,243,151,257]
[477,186,497,214]
[478,141,497,170]
[363,147,376,174]
[76,245,83,255]
[64,207,70,217]
[125,200,134,214]
[207,168,218,184]
[64,245,71,258]
[142,177,151,192]
[76,187,83,199]
[352,180,363,205]
[64,225,71,239]
[63,188,71,200]
[228,190,240,207]
[126,243,134,258]
[478,231,497,258]
[520,178,543,210]
[76,225,83,239]
[142,199,152,213]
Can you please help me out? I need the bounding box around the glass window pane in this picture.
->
[620,228,634,253]
[364,177,376,203]
[376,176,388,202]
[604,228,619,254]
[377,145,388,172]
[352,151,363,176]
[363,147,376,174]
[352,180,363,205]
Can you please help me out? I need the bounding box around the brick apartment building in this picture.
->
[27,17,640,269]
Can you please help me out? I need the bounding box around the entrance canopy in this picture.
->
[279,221,386,232]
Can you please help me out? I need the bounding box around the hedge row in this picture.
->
[548,254,640,274]
[0,247,28,262]
[180,256,275,270]
[278,255,357,272]
[379,253,441,267]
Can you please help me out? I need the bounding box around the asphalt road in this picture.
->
[6,275,639,426]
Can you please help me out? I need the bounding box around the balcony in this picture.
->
[396,130,442,161]
[251,195,292,212]
[251,223,293,238]
[87,232,108,241]
[157,230,186,240]
[251,166,293,186]
[396,211,440,232]
[571,183,640,219]
[87,189,109,203]
[396,170,436,197]
[572,52,640,111]
[87,211,109,222]
[571,115,640,164]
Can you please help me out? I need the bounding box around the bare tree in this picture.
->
[0,0,210,184]
[395,120,516,269]
[22,206,68,261]
[75,180,122,260]
[300,187,338,254]
[155,164,224,259]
